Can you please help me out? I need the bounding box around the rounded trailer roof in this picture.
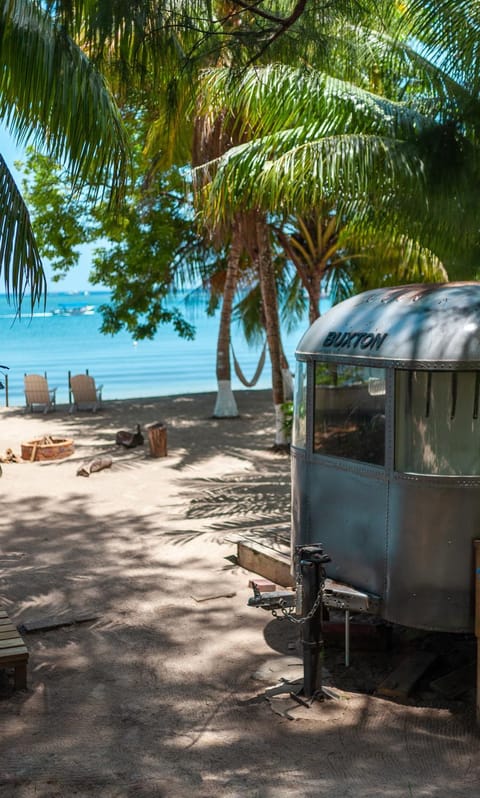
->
[296,283,480,368]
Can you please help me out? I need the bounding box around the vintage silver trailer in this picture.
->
[291,282,480,633]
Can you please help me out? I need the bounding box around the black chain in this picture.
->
[272,572,325,625]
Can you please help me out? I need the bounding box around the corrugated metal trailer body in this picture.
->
[292,283,480,632]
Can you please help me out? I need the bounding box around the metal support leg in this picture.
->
[301,561,323,699]
[297,544,331,700]
[345,610,350,668]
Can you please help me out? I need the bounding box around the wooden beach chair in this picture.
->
[69,373,103,413]
[24,373,57,413]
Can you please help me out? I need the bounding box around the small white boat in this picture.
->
[52,304,95,316]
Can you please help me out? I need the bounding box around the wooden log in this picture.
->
[76,456,113,477]
[146,423,167,457]
[89,456,113,473]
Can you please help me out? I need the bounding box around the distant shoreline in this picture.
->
[2,386,274,412]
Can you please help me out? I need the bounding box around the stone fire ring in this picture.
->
[21,437,75,462]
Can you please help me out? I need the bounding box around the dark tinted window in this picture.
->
[314,363,386,466]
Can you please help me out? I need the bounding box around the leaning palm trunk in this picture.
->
[213,219,242,417]
[280,346,294,401]
[254,217,287,447]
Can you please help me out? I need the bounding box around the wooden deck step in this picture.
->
[0,610,29,690]
[226,527,294,588]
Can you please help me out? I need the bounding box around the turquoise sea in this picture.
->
[0,291,330,408]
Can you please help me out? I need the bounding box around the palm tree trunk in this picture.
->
[309,277,322,324]
[280,345,294,401]
[254,217,287,447]
[213,218,241,417]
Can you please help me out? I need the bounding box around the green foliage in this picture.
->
[19,133,218,340]
[281,400,293,438]
[17,151,90,277]
[314,363,361,387]
[89,169,207,339]
[10,0,480,333]
[0,0,130,309]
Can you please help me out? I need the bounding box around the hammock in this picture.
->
[231,340,267,388]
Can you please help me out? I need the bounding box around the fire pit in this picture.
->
[21,436,74,462]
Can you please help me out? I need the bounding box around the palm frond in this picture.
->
[0,154,46,308]
[403,0,480,92]
[198,65,435,140]
[0,0,130,197]
[196,128,425,225]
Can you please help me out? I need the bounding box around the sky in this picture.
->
[1,123,100,294]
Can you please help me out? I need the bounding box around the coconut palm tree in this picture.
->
[14,2,480,436]
[0,0,130,309]
[193,6,480,262]
[274,209,448,324]
[191,0,480,435]
[193,47,480,323]
[48,1,395,428]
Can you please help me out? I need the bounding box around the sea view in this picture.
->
[0,291,330,408]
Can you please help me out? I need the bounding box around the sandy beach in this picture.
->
[0,389,478,798]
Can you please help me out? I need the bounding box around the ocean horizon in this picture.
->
[0,290,330,408]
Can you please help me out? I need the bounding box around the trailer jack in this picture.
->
[248,543,331,702]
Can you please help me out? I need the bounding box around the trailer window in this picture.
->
[395,370,480,476]
[313,363,386,465]
[292,361,307,448]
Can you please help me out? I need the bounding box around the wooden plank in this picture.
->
[20,610,99,633]
[475,541,480,638]
[0,647,29,664]
[225,526,290,548]
[376,651,437,699]
[430,662,476,699]
[0,643,28,657]
[248,578,277,592]
[0,637,26,651]
[475,540,480,724]
[0,610,29,690]
[236,539,294,588]
[0,629,21,640]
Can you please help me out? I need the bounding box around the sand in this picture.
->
[0,389,478,798]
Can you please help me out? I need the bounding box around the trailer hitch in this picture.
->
[247,585,295,611]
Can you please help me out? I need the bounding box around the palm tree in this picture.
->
[192,48,480,315]
[48,1,391,429]
[274,210,448,323]
[191,0,480,434]
[14,2,479,437]
[0,0,129,308]
[193,18,480,265]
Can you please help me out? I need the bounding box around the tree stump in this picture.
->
[147,423,167,457]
